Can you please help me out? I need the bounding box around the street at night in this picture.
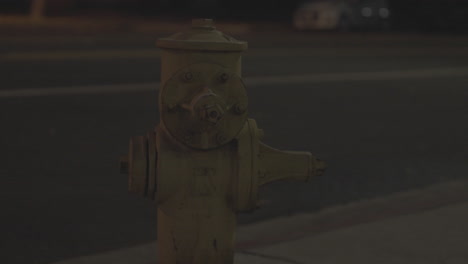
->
[1,28,467,263]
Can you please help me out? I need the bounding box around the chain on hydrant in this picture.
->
[120,18,326,264]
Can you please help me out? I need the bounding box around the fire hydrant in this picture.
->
[120,19,326,264]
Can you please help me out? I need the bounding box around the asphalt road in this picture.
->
[1,31,467,264]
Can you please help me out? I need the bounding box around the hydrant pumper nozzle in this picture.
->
[120,18,326,264]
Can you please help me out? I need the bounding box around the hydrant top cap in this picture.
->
[156,19,248,52]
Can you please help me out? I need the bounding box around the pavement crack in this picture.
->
[238,250,306,264]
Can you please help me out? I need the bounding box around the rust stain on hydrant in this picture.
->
[120,18,326,264]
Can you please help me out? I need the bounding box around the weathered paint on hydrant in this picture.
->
[120,18,326,264]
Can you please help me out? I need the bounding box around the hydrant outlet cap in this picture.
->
[156,18,248,52]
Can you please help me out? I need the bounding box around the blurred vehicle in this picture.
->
[293,0,390,31]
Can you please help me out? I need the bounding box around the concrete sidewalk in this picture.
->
[241,201,468,264]
[51,180,468,264]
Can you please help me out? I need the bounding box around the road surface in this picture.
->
[1,31,467,264]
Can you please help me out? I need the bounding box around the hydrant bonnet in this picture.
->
[156,19,249,150]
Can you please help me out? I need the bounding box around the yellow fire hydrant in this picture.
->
[120,19,326,264]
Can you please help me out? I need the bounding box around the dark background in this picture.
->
[2,0,468,31]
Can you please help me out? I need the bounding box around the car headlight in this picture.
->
[379,8,390,18]
[361,7,373,17]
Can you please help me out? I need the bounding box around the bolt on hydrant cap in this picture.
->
[156,18,248,52]
[191,18,215,29]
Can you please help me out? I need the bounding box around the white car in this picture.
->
[293,0,390,30]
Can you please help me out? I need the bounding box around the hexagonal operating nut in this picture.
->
[200,104,225,124]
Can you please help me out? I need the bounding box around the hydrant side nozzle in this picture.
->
[128,135,149,196]
[119,156,129,174]
[257,142,315,186]
[126,133,158,200]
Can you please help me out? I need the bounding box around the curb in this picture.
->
[235,179,468,250]
[49,179,468,264]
